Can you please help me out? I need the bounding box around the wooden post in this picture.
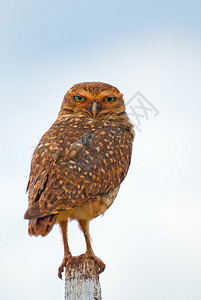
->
[65,256,102,300]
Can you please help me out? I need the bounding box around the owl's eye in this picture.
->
[104,96,116,102]
[74,95,86,102]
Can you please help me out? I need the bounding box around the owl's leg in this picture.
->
[78,220,105,273]
[58,220,72,279]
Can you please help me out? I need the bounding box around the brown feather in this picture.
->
[28,215,57,236]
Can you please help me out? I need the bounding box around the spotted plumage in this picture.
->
[24,82,134,278]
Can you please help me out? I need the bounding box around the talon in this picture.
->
[80,253,106,274]
[58,254,72,279]
[94,256,105,273]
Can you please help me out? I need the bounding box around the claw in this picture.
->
[93,256,105,273]
[79,253,106,274]
[58,254,72,279]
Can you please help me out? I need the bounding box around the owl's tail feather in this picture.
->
[28,215,57,237]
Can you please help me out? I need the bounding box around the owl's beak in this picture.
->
[86,101,101,117]
[92,101,98,117]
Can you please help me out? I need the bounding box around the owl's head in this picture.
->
[59,82,126,118]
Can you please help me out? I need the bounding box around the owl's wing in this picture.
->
[24,121,133,220]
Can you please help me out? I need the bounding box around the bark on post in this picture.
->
[65,256,102,300]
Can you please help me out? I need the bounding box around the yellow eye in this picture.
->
[104,96,116,102]
[74,95,86,102]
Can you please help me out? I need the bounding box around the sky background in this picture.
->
[1,0,201,299]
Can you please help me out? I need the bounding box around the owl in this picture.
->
[24,82,134,278]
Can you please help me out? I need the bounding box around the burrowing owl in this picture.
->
[24,82,134,278]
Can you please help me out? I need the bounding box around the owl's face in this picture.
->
[60,82,126,118]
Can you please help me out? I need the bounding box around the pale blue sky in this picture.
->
[1,1,201,299]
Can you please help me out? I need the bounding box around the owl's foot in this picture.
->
[79,253,106,274]
[58,253,72,279]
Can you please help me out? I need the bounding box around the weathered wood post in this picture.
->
[65,256,102,300]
